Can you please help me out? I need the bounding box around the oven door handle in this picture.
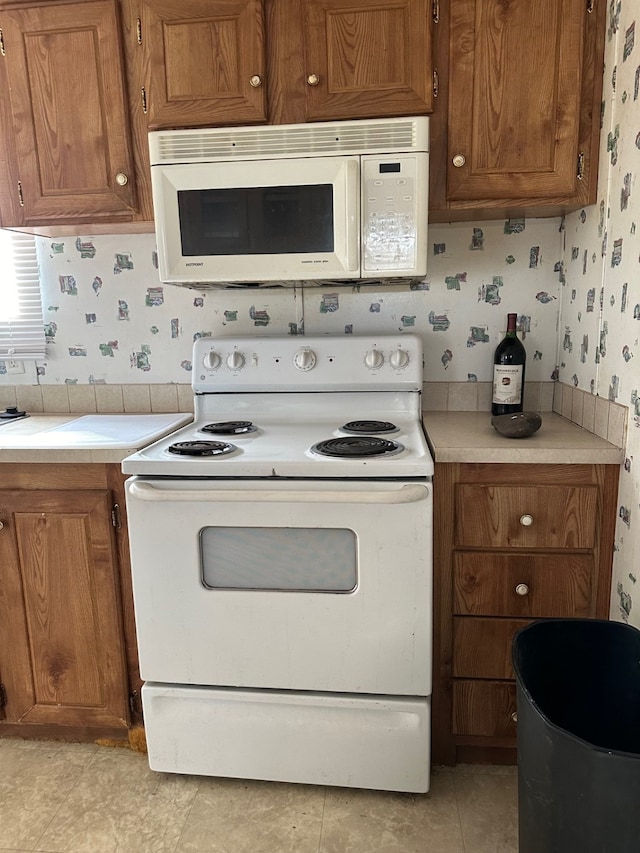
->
[128,481,430,504]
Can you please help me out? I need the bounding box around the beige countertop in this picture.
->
[423,411,624,465]
[0,413,192,463]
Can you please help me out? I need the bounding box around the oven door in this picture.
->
[125,478,432,696]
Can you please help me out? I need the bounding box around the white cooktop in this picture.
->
[121,392,432,478]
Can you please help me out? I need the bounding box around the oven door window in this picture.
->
[200,527,357,592]
[178,185,334,256]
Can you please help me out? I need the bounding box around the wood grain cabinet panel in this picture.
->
[429,0,606,220]
[454,552,593,618]
[141,0,267,130]
[0,0,138,226]
[0,489,129,730]
[432,463,619,766]
[453,617,529,680]
[0,464,141,742]
[301,0,433,121]
[453,680,518,739]
[455,484,598,549]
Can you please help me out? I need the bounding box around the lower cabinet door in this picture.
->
[453,617,530,680]
[453,680,518,738]
[0,489,129,730]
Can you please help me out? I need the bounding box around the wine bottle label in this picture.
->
[492,365,523,404]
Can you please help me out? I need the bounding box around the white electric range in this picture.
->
[123,334,433,792]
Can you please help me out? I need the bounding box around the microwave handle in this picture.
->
[345,159,360,272]
[128,481,429,505]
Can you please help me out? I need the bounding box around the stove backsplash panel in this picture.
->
[1,218,563,390]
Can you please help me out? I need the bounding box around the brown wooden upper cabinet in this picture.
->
[140,0,267,130]
[429,0,606,220]
[0,0,138,227]
[136,0,434,130]
[299,0,434,122]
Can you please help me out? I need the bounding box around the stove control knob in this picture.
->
[389,348,410,369]
[293,348,317,371]
[226,351,245,371]
[203,350,221,370]
[364,349,384,369]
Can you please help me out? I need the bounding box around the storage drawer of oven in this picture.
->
[453,680,518,738]
[453,552,593,617]
[454,484,598,549]
[453,617,530,680]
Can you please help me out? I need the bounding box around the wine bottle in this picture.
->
[492,313,526,416]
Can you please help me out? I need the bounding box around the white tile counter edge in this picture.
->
[423,411,625,465]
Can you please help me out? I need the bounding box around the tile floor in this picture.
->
[0,738,518,853]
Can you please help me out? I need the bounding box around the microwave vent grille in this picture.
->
[150,118,427,164]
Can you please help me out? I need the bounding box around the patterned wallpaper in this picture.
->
[0,219,563,386]
[561,0,639,628]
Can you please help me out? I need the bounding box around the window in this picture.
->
[0,230,45,359]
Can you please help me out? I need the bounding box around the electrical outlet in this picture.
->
[6,360,25,375]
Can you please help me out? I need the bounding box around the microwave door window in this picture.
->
[179,189,249,256]
[178,185,334,256]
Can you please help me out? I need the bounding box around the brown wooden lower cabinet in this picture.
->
[433,461,619,766]
[0,463,141,742]
[453,681,518,739]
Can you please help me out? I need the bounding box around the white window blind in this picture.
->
[0,230,45,359]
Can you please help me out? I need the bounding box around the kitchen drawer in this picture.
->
[453,680,518,738]
[453,617,530,679]
[453,552,593,617]
[455,484,598,549]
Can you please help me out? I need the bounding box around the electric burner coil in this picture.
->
[340,420,398,434]
[311,436,404,458]
[200,421,257,435]
[168,440,236,457]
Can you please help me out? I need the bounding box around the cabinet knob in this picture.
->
[306,73,320,87]
[115,173,129,187]
[452,154,466,168]
[511,711,518,723]
[519,514,534,527]
[515,583,529,596]
[0,520,4,530]
[249,75,263,88]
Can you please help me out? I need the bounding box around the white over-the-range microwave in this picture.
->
[149,116,429,286]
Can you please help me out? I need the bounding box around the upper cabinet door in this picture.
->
[446,0,592,203]
[302,0,433,121]
[0,0,137,225]
[142,0,267,129]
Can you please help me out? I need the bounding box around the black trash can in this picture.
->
[512,618,640,853]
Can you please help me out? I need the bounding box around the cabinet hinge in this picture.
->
[577,151,585,181]
[432,0,440,23]
[111,503,122,529]
[136,17,142,44]
[433,68,439,98]
[141,87,147,114]
[129,689,141,715]
[0,28,6,57]
[0,683,7,709]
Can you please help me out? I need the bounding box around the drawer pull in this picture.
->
[519,514,534,527]
[515,583,529,596]
[511,711,518,723]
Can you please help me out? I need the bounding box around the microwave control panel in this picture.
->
[361,153,428,276]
